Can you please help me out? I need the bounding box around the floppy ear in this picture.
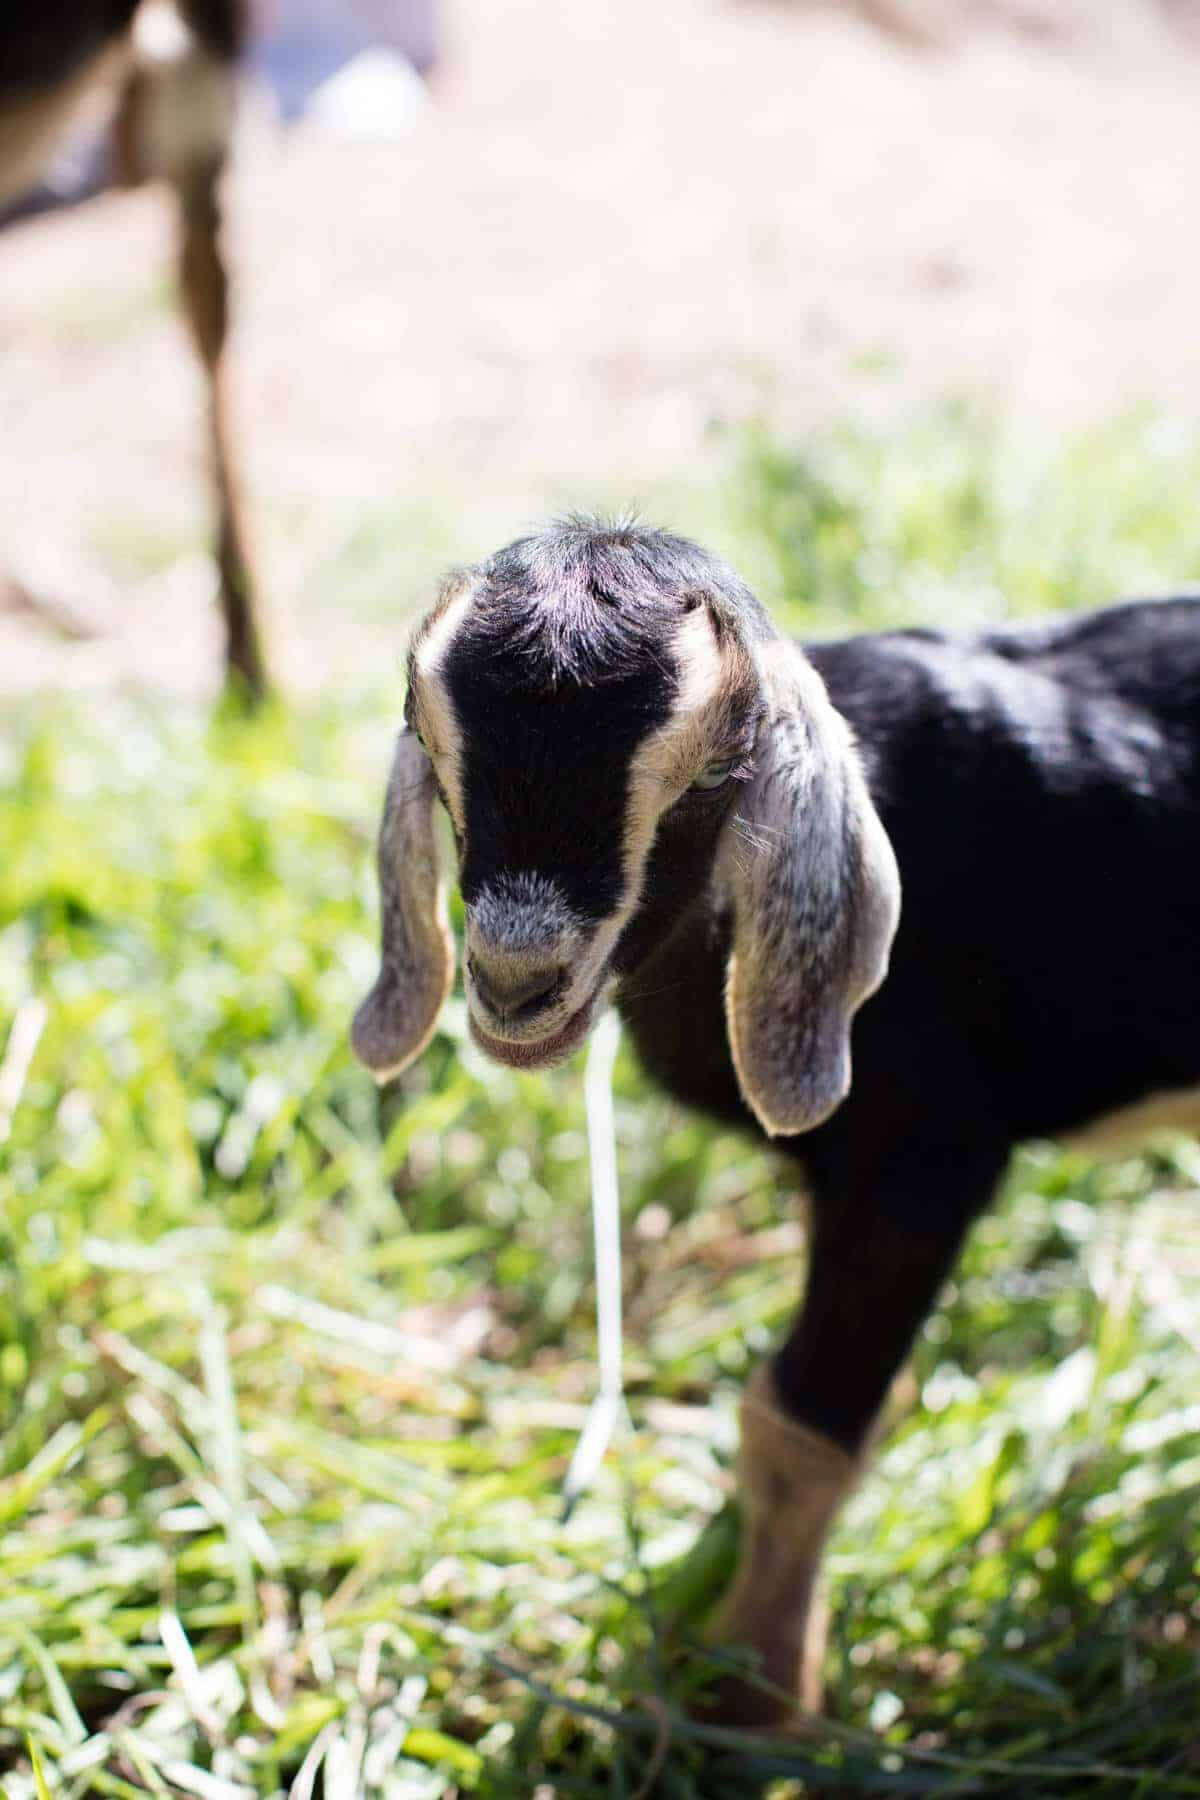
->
[352,729,455,1080]
[721,643,900,1138]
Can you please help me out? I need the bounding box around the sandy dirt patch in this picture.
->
[1,0,1197,691]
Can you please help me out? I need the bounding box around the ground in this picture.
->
[2,0,1199,690]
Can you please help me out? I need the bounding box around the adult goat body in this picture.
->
[0,0,268,696]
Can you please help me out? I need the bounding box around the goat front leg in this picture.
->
[707,1135,1008,1727]
[175,147,268,699]
[115,0,269,700]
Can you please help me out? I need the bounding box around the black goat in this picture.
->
[1,0,267,697]
[353,515,1200,1724]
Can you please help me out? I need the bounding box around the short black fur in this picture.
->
[617,591,1200,1450]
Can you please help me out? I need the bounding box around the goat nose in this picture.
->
[469,958,563,1020]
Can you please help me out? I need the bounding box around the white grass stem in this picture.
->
[0,997,47,1145]
[562,1007,626,1519]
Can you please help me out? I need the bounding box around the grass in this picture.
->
[2,405,1200,1797]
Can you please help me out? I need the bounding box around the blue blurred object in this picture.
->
[252,0,437,121]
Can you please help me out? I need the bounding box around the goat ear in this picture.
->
[720,645,900,1138]
[352,730,455,1080]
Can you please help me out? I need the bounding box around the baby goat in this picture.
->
[1,0,267,696]
[353,516,1200,1724]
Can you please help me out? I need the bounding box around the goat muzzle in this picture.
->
[468,984,602,1070]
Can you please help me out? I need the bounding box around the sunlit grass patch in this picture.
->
[725,404,1200,637]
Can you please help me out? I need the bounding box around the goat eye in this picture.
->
[692,756,736,791]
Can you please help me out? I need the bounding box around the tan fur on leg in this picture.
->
[706,1362,861,1726]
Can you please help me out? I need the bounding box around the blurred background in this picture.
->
[5,0,1200,689]
[3,2,1200,1795]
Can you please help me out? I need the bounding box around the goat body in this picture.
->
[353,518,1200,1723]
[0,6,136,207]
[0,0,267,696]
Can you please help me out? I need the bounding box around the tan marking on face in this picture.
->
[551,608,744,1007]
[623,605,738,857]
[635,606,732,785]
[408,585,475,833]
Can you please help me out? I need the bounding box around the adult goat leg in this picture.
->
[176,148,267,698]
[118,0,268,699]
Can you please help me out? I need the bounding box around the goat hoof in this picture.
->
[693,1667,796,1732]
[697,1580,830,1731]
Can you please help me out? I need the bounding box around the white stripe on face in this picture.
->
[624,604,732,830]
[409,584,475,833]
[567,607,736,987]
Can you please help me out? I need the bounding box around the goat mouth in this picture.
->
[469,988,599,1070]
